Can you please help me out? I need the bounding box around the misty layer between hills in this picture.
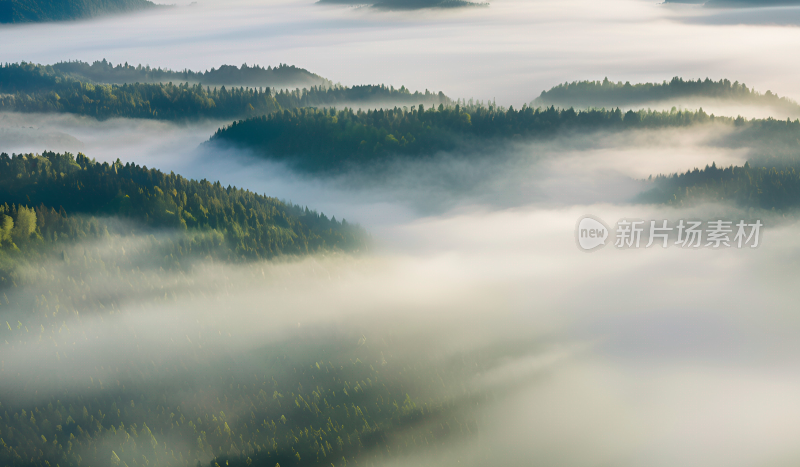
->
[2,93,800,467]
[665,0,800,7]
[4,199,800,467]
[316,0,487,10]
[0,0,160,23]
[4,0,800,465]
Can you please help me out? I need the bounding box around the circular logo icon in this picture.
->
[575,215,609,252]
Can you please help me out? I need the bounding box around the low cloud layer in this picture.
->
[2,0,800,107]
[3,199,800,466]
[3,1,800,463]
[1,114,796,466]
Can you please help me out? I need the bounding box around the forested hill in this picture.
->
[0,151,366,269]
[534,77,799,111]
[0,62,450,120]
[208,104,743,173]
[53,60,332,89]
[640,162,800,211]
[0,0,158,23]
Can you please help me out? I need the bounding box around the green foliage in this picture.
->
[0,63,282,121]
[0,62,449,121]
[0,213,12,245]
[641,162,800,210]
[272,84,449,110]
[0,151,366,263]
[0,328,484,467]
[534,76,799,110]
[0,249,493,467]
[0,0,158,23]
[209,104,726,173]
[52,59,332,88]
[9,206,35,242]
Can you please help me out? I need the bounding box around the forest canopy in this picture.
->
[209,104,775,173]
[0,0,158,23]
[534,77,800,111]
[51,59,332,89]
[0,151,366,267]
[0,62,451,121]
[641,162,800,211]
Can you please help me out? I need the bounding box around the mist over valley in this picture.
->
[3,0,800,466]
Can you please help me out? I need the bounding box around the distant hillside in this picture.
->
[0,61,450,121]
[0,0,158,23]
[640,162,800,211]
[0,62,282,121]
[0,151,366,264]
[53,59,332,89]
[210,104,800,174]
[208,105,737,173]
[533,77,800,112]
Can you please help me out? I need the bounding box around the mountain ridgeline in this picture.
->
[641,162,800,211]
[52,59,332,89]
[0,0,158,23]
[534,77,800,111]
[209,104,791,173]
[0,62,450,121]
[0,151,366,269]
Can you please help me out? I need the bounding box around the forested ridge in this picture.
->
[0,62,450,121]
[0,0,158,23]
[51,59,332,89]
[534,76,799,110]
[641,162,800,210]
[0,62,282,120]
[209,104,755,172]
[0,151,366,275]
[272,84,449,110]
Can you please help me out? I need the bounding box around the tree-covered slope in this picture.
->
[208,104,742,173]
[0,62,282,121]
[534,77,799,111]
[0,62,450,121]
[641,162,800,210]
[52,59,332,89]
[0,151,366,265]
[0,0,158,23]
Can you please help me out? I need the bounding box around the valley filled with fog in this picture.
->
[2,1,800,466]
[4,0,800,106]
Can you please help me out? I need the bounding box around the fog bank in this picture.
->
[2,0,800,107]
[2,200,800,466]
